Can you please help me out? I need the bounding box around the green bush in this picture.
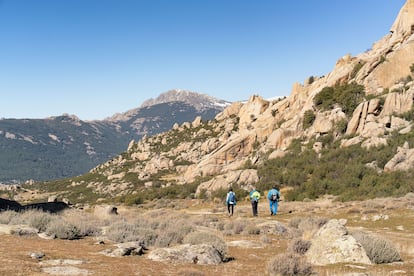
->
[350,61,366,79]
[303,110,316,130]
[308,76,315,84]
[336,118,348,134]
[313,82,365,117]
[410,63,414,74]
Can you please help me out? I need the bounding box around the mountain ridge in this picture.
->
[0,90,229,183]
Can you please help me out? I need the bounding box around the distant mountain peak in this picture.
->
[140,89,230,110]
[106,89,230,122]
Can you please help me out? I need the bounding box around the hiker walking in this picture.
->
[225,187,236,216]
[249,187,261,216]
[267,186,280,216]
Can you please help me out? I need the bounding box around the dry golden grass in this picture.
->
[0,195,413,275]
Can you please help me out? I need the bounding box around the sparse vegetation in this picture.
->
[308,76,315,85]
[267,253,313,276]
[183,231,227,258]
[288,239,312,255]
[0,196,413,275]
[288,216,328,237]
[350,61,366,79]
[46,219,81,240]
[352,231,402,264]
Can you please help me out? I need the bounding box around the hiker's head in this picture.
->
[229,187,233,192]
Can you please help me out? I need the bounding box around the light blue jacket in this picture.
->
[226,191,236,205]
[267,188,280,201]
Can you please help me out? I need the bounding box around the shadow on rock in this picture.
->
[0,198,69,213]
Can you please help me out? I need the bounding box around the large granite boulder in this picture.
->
[306,219,371,265]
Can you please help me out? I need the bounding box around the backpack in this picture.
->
[251,191,260,202]
[228,192,236,204]
[271,191,279,201]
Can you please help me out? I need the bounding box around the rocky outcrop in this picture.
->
[306,219,371,265]
[148,244,224,265]
[195,169,259,197]
[361,0,414,94]
[381,89,414,116]
[100,242,145,257]
[384,141,414,171]
[346,89,413,139]
[390,0,414,39]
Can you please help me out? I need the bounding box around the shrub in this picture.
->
[155,223,192,247]
[350,61,365,79]
[105,219,143,243]
[289,239,311,255]
[352,231,402,264]
[302,110,316,130]
[267,253,313,276]
[7,209,54,232]
[410,63,414,74]
[0,210,19,224]
[155,230,183,247]
[336,118,348,134]
[260,234,272,244]
[232,221,248,235]
[288,216,328,234]
[183,231,227,258]
[288,217,303,229]
[46,219,80,240]
[313,82,365,117]
[308,76,315,85]
[299,217,328,232]
[62,210,101,237]
[244,224,261,235]
[27,211,54,232]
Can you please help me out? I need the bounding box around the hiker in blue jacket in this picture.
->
[226,187,236,216]
[267,186,280,216]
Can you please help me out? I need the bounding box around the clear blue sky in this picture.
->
[0,0,407,120]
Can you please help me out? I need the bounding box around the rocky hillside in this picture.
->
[0,90,229,183]
[17,0,414,204]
